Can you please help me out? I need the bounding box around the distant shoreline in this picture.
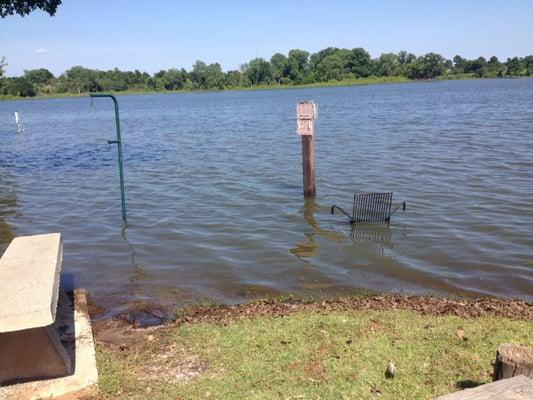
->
[1,75,529,102]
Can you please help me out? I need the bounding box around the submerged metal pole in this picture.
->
[90,93,127,221]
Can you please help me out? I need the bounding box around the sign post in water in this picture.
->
[89,93,127,222]
[296,101,318,197]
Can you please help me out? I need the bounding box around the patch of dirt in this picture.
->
[303,361,327,382]
[93,319,210,387]
[140,343,208,383]
[92,318,160,348]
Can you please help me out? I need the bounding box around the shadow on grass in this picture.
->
[456,379,484,389]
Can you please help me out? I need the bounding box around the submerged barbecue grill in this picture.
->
[331,192,405,224]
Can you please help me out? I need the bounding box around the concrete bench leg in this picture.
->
[0,325,72,384]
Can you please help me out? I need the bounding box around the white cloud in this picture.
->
[34,48,49,54]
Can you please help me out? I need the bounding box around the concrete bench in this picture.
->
[0,233,71,384]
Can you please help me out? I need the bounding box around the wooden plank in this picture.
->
[0,233,63,332]
[434,375,533,399]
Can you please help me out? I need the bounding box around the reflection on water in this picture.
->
[290,198,343,259]
[120,223,146,292]
[0,217,14,250]
[350,223,393,255]
[0,172,17,251]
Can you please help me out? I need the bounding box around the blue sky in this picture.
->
[1,0,532,76]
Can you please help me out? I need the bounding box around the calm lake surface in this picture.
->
[1,79,532,316]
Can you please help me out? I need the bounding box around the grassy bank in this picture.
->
[0,75,430,101]
[92,295,532,400]
[233,75,410,91]
[4,75,527,102]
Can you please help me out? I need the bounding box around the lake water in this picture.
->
[1,79,532,317]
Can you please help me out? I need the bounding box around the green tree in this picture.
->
[190,60,210,88]
[270,53,288,84]
[164,68,188,90]
[24,68,54,85]
[309,47,340,71]
[63,66,98,93]
[5,77,36,96]
[487,56,503,76]
[315,54,344,81]
[523,56,533,76]
[144,76,157,90]
[408,53,446,79]
[346,48,372,77]
[246,58,271,86]
[465,57,488,77]
[397,51,416,76]
[506,57,523,76]
[335,49,352,70]
[204,63,225,89]
[3,46,532,97]
[286,49,309,83]
[452,55,467,74]
[168,68,188,90]
[95,68,127,91]
[1,0,61,17]
[238,63,249,87]
[224,70,241,88]
[119,69,148,90]
[153,70,167,90]
[310,48,352,80]
[397,51,416,65]
[425,53,446,78]
[444,58,453,73]
[376,53,399,76]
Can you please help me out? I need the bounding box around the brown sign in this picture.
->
[296,101,318,135]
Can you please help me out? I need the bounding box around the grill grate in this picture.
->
[352,192,393,223]
[331,192,405,224]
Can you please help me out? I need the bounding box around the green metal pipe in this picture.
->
[90,93,127,221]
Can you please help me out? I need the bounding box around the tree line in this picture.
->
[1,48,533,98]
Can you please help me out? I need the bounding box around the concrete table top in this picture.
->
[0,233,63,333]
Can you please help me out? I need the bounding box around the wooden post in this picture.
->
[302,135,315,197]
[493,343,533,381]
[296,101,318,198]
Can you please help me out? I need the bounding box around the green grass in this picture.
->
[95,308,532,399]
[96,348,142,395]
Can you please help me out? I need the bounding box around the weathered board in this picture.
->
[434,375,533,400]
